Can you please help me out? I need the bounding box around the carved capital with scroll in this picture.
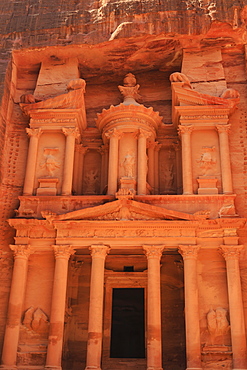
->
[10,244,33,260]
[89,244,111,259]
[143,245,164,259]
[219,245,243,261]
[62,127,80,140]
[178,125,194,136]
[216,124,231,134]
[178,245,200,260]
[53,245,75,260]
[26,127,42,138]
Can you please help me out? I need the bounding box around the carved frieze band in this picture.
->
[219,245,243,260]
[143,245,164,259]
[178,125,194,136]
[26,128,42,138]
[9,244,33,259]
[178,245,200,260]
[53,245,75,260]
[89,244,111,259]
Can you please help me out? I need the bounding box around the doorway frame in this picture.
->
[102,270,147,367]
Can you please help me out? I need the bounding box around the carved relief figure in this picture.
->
[40,148,60,176]
[207,307,230,345]
[23,307,49,335]
[84,169,99,194]
[197,146,216,175]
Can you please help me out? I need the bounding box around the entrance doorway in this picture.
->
[110,288,145,358]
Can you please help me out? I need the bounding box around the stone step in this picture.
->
[103,359,146,370]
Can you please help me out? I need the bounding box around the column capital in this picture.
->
[9,244,33,259]
[26,127,42,138]
[143,245,164,259]
[53,245,75,260]
[178,125,194,135]
[105,128,122,140]
[219,245,243,260]
[89,244,111,259]
[216,124,231,134]
[178,245,200,260]
[139,128,152,139]
[62,127,80,139]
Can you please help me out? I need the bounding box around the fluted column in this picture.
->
[61,127,80,195]
[138,130,150,195]
[106,129,121,195]
[219,245,247,369]
[23,128,42,195]
[147,141,155,193]
[143,245,164,370]
[178,125,194,195]
[1,245,33,368]
[85,245,110,370]
[45,245,75,370]
[216,125,233,194]
[178,245,202,370]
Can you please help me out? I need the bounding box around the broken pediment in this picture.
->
[170,72,240,125]
[42,199,208,222]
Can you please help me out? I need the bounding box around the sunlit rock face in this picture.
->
[1,1,247,370]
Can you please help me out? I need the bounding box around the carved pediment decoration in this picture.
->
[42,199,209,222]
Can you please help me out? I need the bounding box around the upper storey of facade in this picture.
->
[14,50,242,222]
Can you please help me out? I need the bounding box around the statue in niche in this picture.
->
[122,151,135,178]
[40,148,60,176]
[197,146,216,176]
[207,307,230,345]
[164,163,174,190]
[161,162,175,192]
[84,169,99,194]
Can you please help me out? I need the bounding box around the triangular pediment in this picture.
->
[42,199,207,222]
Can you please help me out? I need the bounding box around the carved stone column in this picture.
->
[99,144,108,194]
[85,245,110,370]
[147,141,156,193]
[174,141,182,194]
[45,245,75,370]
[154,143,161,194]
[79,146,88,194]
[61,127,80,195]
[178,125,194,195]
[106,129,121,195]
[143,245,164,370]
[219,245,247,369]
[1,245,33,368]
[137,130,150,195]
[23,128,42,195]
[178,245,202,370]
[216,125,233,194]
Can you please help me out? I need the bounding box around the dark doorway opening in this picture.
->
[110,288,145,358]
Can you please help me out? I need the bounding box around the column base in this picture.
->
[0,367,17,370]
[186,368,203,370]
[147,368,163,370]
[45,367,62,370]
[85,367,101,370]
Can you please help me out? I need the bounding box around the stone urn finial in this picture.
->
[123,73,137,87]
[118,73,141,106]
